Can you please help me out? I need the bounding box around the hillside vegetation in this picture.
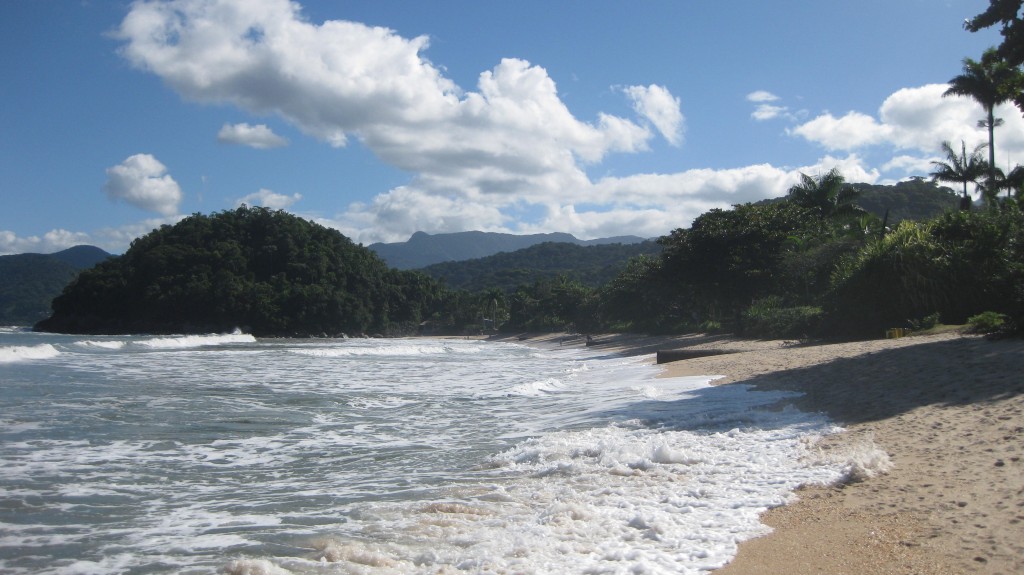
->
[0,246,110,325]
[32,177,1024,338]
[369,230,645,269]
[35,207,447,336]
[418,241,661,292]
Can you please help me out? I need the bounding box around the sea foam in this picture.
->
[0,343,60,363]
[133,332,256,349]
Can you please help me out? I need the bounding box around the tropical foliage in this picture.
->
[418,241,661,292]
[930,140,990,208]
[36,207,453,336]
[965,0,1024,113]
[944,48,1023,195]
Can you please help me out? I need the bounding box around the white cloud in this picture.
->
[115,0,668,237]
[789,111,893,149]
[792,84,1024,163]
[235,188,302,209]
[217,123,288,148]
[112,1,1006,247]
[103,154,183,216]
[882,154,938,176]
[751,104,788,121]
[747,90,797,122]
[746,90,779,103]
[623,84,685,146]
[0,229,93,256]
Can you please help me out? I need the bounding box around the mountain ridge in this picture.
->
[0,245,112,325]
[369,230,646,269]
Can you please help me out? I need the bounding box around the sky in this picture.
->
[1,0,1018,255]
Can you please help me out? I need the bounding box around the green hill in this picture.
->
[369,230,646,269]
[34,207,443,336]
[0,245,111,326]
[852,177,959,223]
[419,241,662,292]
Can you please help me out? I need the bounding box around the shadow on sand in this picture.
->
[725,336,1024,425]
[583,335,1024,432]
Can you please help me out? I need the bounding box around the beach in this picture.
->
[552,330,1024,574]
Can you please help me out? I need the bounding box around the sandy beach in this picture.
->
[521,331,1024,574]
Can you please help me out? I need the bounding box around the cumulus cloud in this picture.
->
[792,84,1024,160]
[217,123,288,148]
[623,84,685,146]
[790,111,893,149]
[0,229,93,256]
[114,0,677,240]
[235,188,302,209]
[112,0,995,245]
[103,154,183,216]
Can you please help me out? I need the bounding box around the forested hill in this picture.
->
[418,241,662,292]
[0,245,111,325]
[34,207,445,337]
[369,230,646,269]
[755,177,959,223]
[852,177,959,223]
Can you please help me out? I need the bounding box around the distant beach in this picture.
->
[521,330,1024,573]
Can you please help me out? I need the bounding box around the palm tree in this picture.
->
[787,168,866,219]
[943,48,1023,190]
[995,164,1024,199]
[930,140,989,210]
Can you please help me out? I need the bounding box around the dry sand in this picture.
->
[518,331,1024,574]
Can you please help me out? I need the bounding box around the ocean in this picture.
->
[0,327,846,575]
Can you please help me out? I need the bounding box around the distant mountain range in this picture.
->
[0,245,111,325]
[369,231,647,269]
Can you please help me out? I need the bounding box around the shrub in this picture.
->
[699,319,723,333]
[826,221,950,337]
[908,312,941,331]
[741,297,823,339]
[966,311,1008,334]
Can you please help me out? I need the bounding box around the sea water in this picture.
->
[0,327,847,574]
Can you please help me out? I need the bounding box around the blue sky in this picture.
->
[1,0,1016,255]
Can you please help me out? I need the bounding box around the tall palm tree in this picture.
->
[787,168,865,219]
[930,140,989,210]
[943,48,1022,190]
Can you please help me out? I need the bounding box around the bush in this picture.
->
[908,312,941,331]
[826,221,950,337]
[741,297,823,339]
[966,311,1009,334]
[699,319,723,333]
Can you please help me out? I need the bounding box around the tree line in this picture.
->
[34,1,1024,339]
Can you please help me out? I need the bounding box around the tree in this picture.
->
[965,1,1024,113]
[930,140,990,209]
[1000,164,1024,198]
[786,168,867,220]
[943,49,1023,190]
[659,202,826,323]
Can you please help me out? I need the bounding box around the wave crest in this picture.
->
[0,343,60,363]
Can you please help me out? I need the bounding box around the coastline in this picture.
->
[507,330,1024,573]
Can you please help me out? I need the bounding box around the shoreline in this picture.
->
[505,330,1024,573]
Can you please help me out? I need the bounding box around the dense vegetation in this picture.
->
[32,2,1024,339]
[1,246,110,325]
[851,178,960,223]
[369,230,645,269]
[418,241,662,292]
[35,207,455,336]
[32,177,1024,339]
